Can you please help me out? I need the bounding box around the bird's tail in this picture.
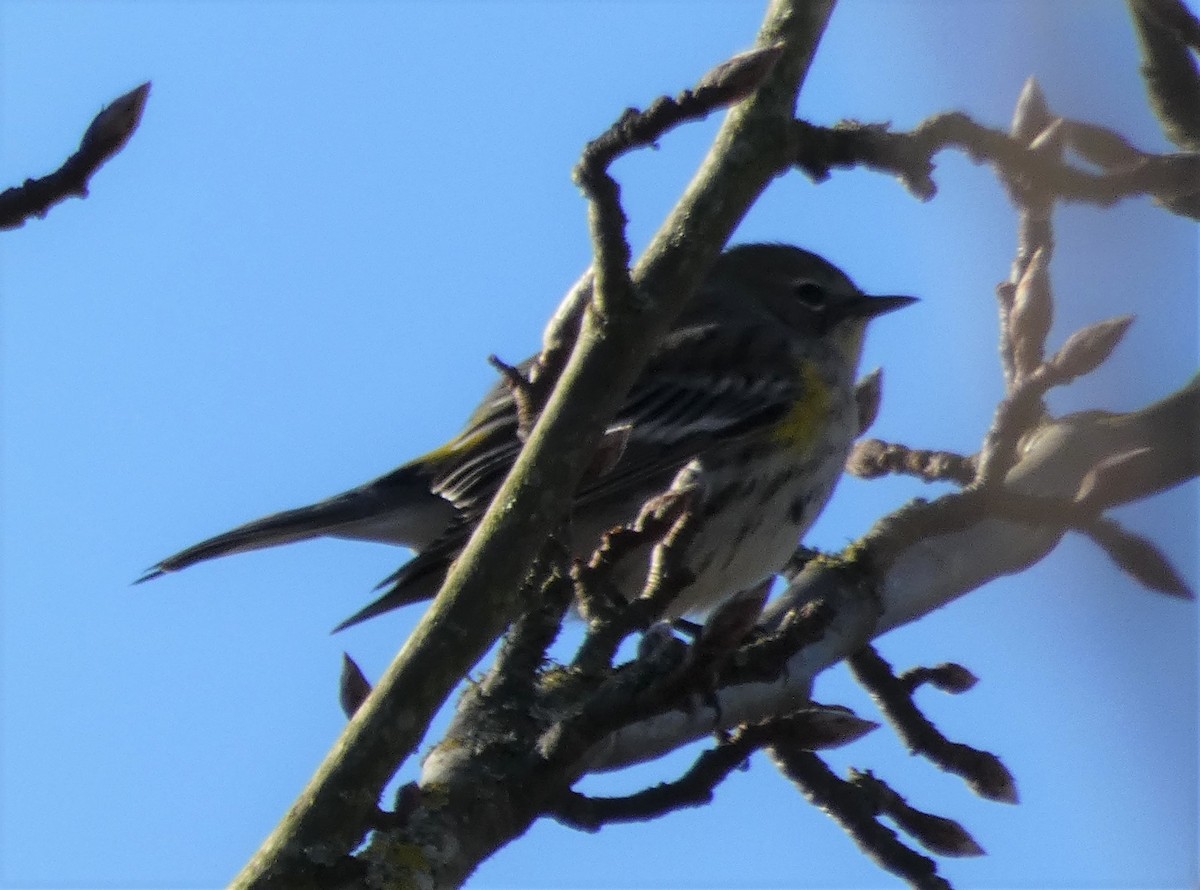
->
[135,500,369,583]
[330,543,457,632]
[136,463,451,583]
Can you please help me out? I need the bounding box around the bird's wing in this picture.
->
[331,516,472,632]
[430,321,799,510]
[575,320,800,508]
[346,321,803,629]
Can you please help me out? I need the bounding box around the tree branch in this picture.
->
[1128,0,1200,151]
[789,112,1200,216]
[0,83,150,231]
[226,4,1197,886]
[585,373,1199,772]
[231,3,836,886]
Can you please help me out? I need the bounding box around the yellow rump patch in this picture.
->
[771,359,831,453]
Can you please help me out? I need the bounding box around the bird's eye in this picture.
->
[792,280,826,310]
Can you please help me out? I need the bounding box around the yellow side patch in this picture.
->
[420,427,488,466]
[771,359,831,453]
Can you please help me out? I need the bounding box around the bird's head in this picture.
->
[707,242,918,364]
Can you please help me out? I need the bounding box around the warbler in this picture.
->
[139,244,915,631]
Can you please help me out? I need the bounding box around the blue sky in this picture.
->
[2,2,1196,888]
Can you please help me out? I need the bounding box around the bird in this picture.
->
[138,244,916,632]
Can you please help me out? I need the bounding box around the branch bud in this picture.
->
[695,581,771,659]
[80,81,151,160]
[1046,315,1134,384]
[1084,517,1194,599]
[1010,77,1053,145]
[774,705,879,750]
[694,44,785,106]
[338,653,372,719]
[855,368,884,436]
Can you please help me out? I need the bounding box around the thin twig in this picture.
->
[848,646,1018,803]
[0,83,150,231]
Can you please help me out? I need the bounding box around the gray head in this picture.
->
[702,242,917,361]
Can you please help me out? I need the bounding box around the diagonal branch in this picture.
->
[231,3,836,886]
[585,373,1199,773]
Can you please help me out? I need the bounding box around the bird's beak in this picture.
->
[851,293,919,319]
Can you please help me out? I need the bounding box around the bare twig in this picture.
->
[548,704,875,831]
[789,112,1200,212]
[770,746,951,890]
[848,646,1018,803]
[898,663,979,696]
[572,480,701,672]
[548,726,764,831]
[1007,245,1054,384]
[847,440,977,486]
[487,354,540,440]
[850,770,985,858]
[0,83,150,231]
[564,43,787,387]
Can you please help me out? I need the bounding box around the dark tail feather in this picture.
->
[135,462,454,584]
[135,565,170,584]
[331,552,450,633]
[136,498,390,582]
